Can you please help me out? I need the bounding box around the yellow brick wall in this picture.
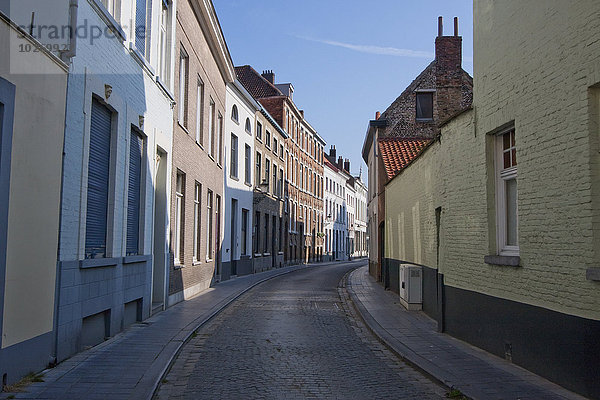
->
[386,0,600,320]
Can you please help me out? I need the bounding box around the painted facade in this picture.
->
[56,0,176,362]
[382,2,600,398]
[352,175,368,258]
[252,106,287,272]
[0,9,68,384]
[323,148,351,262]
[168,0,235,305]
[222,81,258,279]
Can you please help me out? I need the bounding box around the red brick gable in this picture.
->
[235,65,283,99]
[378,138,432,180]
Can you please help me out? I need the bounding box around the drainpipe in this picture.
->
[60,0,78,62]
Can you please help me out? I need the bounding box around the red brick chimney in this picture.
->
[262,70,275,84]
[344,159,350,173]
[337,156,343,170]
[375,111,381,120]
[435,17,464,122]
[435,17,462,70]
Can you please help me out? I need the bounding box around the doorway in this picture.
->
[152,148,167,314]
[230,198,237,276]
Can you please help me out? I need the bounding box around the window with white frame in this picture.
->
[193,182,201,262]
[174,171,185,265]
[231,105,239,123]
[206,189,213,260]
[101,0,121,20]
[195,77,204,145]
[158,0,171,85]
[244,144,251,185]
[208,99,215,157]
[256,121,262,140]
[495,128,518,255]
[230,133,238,178]
[217,112,223,164]
[245,118,252,134]
[178,47,189,127]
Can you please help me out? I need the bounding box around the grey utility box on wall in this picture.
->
[399,264,423,311]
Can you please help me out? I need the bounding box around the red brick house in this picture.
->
[362,17,473,286]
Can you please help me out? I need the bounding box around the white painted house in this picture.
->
[222,81,259,279]
[56,0,176,361]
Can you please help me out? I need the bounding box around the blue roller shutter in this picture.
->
[135,0,152,56]
[127,130,143,255]
[85,99,112,259]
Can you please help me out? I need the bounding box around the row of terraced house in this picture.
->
[364,4,600,399]
[0,0,367,385]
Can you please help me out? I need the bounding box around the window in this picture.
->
[178,47,189,127]
[254,211,260,253]
[195,77,204,145]
[135,0,151,57]
[230,133,238,178]
[206,190,213,260]
[86,99,112,259]
[416,91,434,120]
[241,208,248,255]
[126,129,144,256]
[245,118,251,134]
[255,152,261,186]
[256,121,262,140]
[158,0,171,84]
[208,99,215,157]
[101,0,121,21]
[273,138,278,154]
[193,182,201,262]
[496,128,518,255]
[278,168,283,198]
[264,214,269,253]
[174,171,185,264]
[244,144,251,185]
[279,217,283,252]
[231,105,239,123]
[265,159,270,192]
[280,144,284,159]
[217,112,223,164]
[272,163,278,196]
[266,130,271,148]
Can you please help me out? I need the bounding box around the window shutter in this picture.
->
[86,99,112,258]
[127,130,144,255]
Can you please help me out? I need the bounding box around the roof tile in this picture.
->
[378,138,432,180]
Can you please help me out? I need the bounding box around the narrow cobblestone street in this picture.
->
[154,262,447,399]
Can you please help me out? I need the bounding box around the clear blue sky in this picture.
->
[213,0,474,179]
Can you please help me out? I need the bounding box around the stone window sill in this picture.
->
[586,268,600,281]
[80,257,120,269]
[123,254,151,264]
[484,255,521,267]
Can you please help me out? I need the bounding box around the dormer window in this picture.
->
[416,91,434,120]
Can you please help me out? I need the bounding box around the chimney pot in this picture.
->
[344,159,350,173]
[375,111,381,120]
[454,17,458,36]
[438,16,443,37]
[338,156,343,169]
[261,70,275,84]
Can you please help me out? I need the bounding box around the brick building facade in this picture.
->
[236,66,326,264]
[363,17,473,285]
[168,0,235,305]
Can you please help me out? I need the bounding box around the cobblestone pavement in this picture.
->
[155,262,448,399]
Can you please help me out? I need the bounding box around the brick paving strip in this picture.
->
[1,261,364,400]
[344,265,588,400]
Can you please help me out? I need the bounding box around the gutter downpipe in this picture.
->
[53,0,77,364]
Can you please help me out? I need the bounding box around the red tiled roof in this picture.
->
[235,65,283,99]
[378,138,432,180]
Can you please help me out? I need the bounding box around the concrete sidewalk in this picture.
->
[2,261,362,400]
[345,265,587,400]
